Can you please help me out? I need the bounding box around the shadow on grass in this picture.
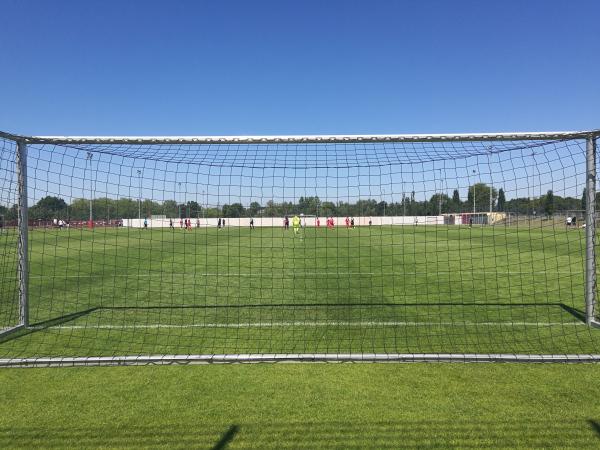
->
[559,304,586,322]
[0,301,587,346]
[588,419,600,437]
[0,307,99,345]
[212,425,239,450]
[0,420,599,449]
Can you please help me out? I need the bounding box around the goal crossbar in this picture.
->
[1,129,599,145]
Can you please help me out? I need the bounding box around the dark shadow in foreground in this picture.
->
[1,420,599,448]
[0,307,99,345]
[559,304,586,322]
[588,419,600,438]
[212,425,239,450]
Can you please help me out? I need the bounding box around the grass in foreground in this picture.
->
[1,363,600,448]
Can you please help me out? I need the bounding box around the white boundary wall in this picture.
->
[123,216,445,228]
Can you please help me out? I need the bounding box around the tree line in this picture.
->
[0,183,591,222]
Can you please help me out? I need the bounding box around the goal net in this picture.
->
[0,130,599,366]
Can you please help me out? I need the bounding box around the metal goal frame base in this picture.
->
[3,353,600,368]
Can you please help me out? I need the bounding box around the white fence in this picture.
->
[122,216,446,228]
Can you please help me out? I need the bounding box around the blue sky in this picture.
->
[0,1,597,209]
[1,0,599,136]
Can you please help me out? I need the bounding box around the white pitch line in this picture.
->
[28,271,583,279]
[29,321,585,330]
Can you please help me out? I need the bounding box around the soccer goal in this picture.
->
[0,129,599,367]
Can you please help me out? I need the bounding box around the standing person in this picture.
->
[316,217,320,227]
[292,214,301,236]
[351,217,355,228]
[143,217,148,229]
[179,218,183,229]
[250,217,255,229]
[196,218,200,228]
[222,218,226,228]
[218,218,222,229]
[369,218,372,226]
[284,216,289,230]
[169,218,174,229]
[345,217,350,228]
[469,216,473,228]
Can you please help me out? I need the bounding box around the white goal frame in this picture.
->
[1,129,599,367]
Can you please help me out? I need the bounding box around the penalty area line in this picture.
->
[28,321,586,330]
[28,271,582,279]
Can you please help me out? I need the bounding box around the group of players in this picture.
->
[165,218,203,230]
[154,215,359,233]
[282,215,357,235]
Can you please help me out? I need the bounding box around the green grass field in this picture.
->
[2,363,600,448]
[1,224,599,359]
[1,212,600,447]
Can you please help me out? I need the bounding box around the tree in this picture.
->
[248,202,261,217]
[162,200,179,218]
[429,193,451,214]
[222,203,245,218]
[497,188,506,212]
[320,201,337,217]
[544,190,555,217]
[452,189,460,211]
[0,204,17,222]
[264,200,276,217]
[467,184,497,213]
[186,201,201,217]
[356,199,378,216]
[29,196,68,220]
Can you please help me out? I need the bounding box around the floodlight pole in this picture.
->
[585,135,597,325]
[86,152,93,224]
[438,170,442,216]
[137,170,142,221]
[17,141,29,327]
[471,169,477,214]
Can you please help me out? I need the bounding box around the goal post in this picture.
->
[586,134,597,326]
[0,129,600,367]
[16,140,29,329]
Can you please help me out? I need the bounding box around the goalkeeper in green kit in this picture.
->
[292,214,301,236]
